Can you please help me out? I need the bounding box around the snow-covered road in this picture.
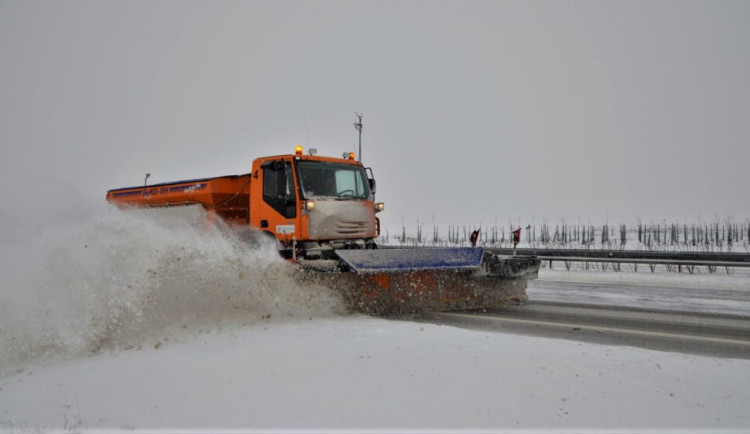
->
[2,315,750,431]
[3,268,750,431]
[428,301,750,359]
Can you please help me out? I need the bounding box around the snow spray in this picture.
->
[0,201,344,375]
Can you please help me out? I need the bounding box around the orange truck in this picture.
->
[107,146,539,313]
[107,146,382,259]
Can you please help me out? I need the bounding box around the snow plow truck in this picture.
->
[106,146,540,314]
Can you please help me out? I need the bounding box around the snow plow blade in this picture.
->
[336,247,484,272]
[296,248,540,314]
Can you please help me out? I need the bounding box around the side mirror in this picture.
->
[365,167,376,195]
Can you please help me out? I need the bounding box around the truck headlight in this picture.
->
[304,200,315,211]
[374,202,384,213]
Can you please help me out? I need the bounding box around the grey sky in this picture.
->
[1,1,748,231]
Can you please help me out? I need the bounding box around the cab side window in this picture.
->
[263,161,296,218]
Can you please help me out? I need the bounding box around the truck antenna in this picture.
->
[354,112,363,162]
[145,173,151,186]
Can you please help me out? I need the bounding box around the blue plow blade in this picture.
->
[335,247,484,273]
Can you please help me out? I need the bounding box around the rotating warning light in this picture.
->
[295,145,303,156]
[348,152,355,160]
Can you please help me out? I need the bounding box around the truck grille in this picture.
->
[336,220,369,235]
[307,201,376,241]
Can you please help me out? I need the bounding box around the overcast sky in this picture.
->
[1,1,748,231]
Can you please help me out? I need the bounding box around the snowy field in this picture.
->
[1,209,750,432]
[530,267,750,317]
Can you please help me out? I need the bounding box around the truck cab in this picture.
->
[250,147,383,258]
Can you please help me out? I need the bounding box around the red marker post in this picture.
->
[470,229,480,247]
[512,227,521,255]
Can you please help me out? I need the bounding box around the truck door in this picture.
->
[250,159,298,242]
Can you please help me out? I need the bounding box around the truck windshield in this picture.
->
[296,160,372,200]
